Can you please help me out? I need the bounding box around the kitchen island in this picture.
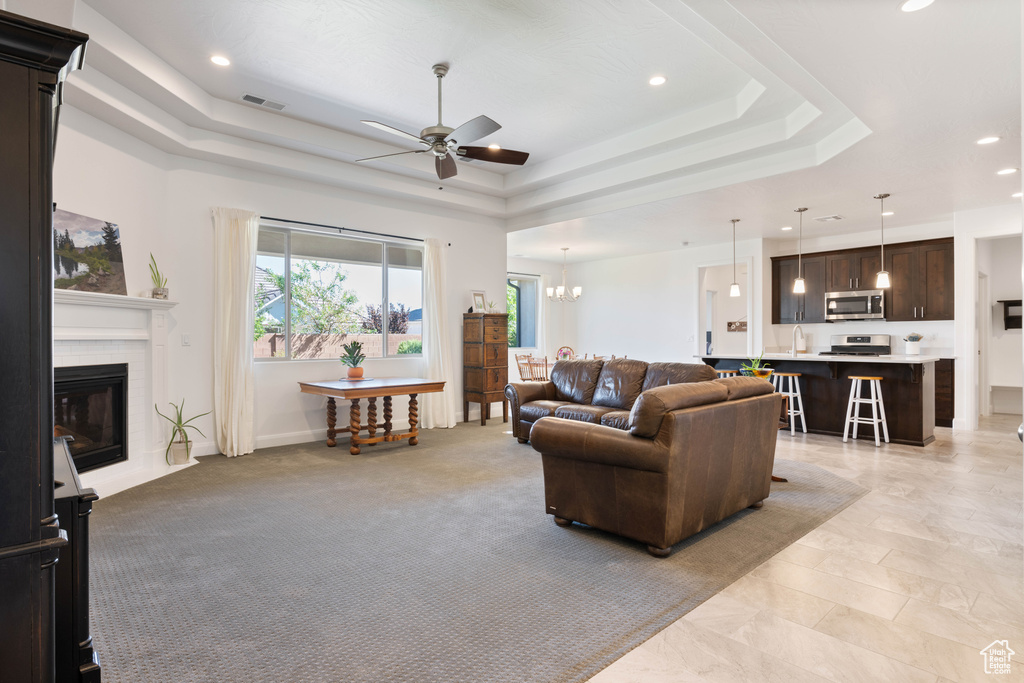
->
[701,353,940,446]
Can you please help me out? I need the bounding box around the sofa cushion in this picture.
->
[715,376,775,400]
[520,400,571,423]
[600,410,631,430]
[554,404,617,423]
[550,359,604,405]
[629,382,729,438]
[641,362,718,392]
[591,358,649,409]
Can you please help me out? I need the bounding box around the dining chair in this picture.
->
[515,354,533,381]
[528,355,550,381]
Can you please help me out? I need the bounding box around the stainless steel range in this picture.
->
[817,334,891,357]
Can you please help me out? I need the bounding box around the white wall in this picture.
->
[54,107,507,471]
[954,203,1023,429]
[977,235,1023,414]
[564,239,762,362]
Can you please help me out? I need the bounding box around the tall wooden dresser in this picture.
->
[463,313,508,425]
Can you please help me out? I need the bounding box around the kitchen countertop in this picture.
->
[699,353,943,364]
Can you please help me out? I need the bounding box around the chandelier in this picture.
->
[547,247,582,302]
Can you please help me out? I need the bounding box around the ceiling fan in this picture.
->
[356,63,530,180]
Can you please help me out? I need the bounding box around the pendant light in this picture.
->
[793,207,808,294]
[546,247,582,302]
[874,193,891,288]
[729,218,741,297]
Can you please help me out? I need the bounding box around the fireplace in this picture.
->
[54,363,128,473]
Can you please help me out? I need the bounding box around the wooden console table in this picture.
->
[298,377,446,455]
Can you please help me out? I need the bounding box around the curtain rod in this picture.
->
[507,271,540,278]
[261,215,424,243]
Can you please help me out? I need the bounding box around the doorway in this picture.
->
[698,263,749,357]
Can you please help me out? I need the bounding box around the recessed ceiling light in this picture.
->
[977,136,1000,145]
[210,55,231,66]
[900,0,934,12]
[781,226,792,231]
[488,144,501,150]
[649,76,666,86]
[997,168,1018,175]
[882,211,894,216]
[1013,192,1023,198]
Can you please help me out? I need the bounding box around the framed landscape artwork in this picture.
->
[53,209,127,295]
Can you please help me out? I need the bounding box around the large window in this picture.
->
[506,275,538,348]
[254,225,423,360]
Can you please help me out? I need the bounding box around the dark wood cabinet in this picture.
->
[463,313,509,425]
[772,255,825,323]
[935,358,954,428]
[0,11,87,683]
[826,248,882,292]
[774,238,953,323]
[885,239,954,321]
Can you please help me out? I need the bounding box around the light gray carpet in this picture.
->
[88,421,866,682]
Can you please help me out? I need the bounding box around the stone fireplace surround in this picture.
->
[54,290,179,496]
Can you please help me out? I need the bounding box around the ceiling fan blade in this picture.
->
[355,150,427,163]
[457,146,530,165]
[361,120,428,145]
[445,115,501,145]
[436,154,458,180]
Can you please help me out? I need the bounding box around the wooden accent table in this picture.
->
[298,378,446,455]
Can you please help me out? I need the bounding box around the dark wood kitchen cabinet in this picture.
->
[773,238,953,323]
[826,248,881,292]
[885,239,954,321]
[772,255,825,323]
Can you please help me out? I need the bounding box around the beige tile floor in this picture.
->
[590,414,1024,683]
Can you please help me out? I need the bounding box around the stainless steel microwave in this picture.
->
[824,289,885,321]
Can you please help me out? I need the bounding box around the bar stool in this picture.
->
[843,375,889,447]
[772,372,806,435]
[716,369,738,378]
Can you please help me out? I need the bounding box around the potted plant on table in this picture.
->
[155,399,210,465]
[149,253,168,299]
[740,351,774,379]
[341,340,366,379]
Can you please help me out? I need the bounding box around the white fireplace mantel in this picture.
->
[53,289,182,495]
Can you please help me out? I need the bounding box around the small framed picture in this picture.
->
[472,291,486,312]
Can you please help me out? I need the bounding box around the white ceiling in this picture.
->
[33,0,1024,262]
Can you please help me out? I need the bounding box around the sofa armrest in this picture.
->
[505,381,555,405]
[529,417,669,473]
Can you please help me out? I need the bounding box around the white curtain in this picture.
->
[421,238,457,428]
[212,207,259,456]
[537,273,552,357]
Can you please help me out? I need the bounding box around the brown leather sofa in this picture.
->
[503,358,717,443]
[528,376,783,557]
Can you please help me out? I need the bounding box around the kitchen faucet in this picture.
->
[791,324,804,357]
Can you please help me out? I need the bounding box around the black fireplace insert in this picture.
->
[54,363,128,473]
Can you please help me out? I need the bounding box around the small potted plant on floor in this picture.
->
[155,399,210,465]
[741,351,773,379]
[341,340,366,379]
[149,253,168,299]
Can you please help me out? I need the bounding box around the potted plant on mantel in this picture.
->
[155,399,210,465]
[740,351,774,379]
[149,253,168,299]
[341,340,366,379]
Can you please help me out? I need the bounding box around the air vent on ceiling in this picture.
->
[814,215,844,222]
[241,93,287,111]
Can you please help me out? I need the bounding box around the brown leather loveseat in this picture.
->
[529,376,782,556]
[504,358,717,443]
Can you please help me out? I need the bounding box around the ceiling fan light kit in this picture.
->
[356,64,530,180]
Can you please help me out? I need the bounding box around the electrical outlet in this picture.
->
[182,334,190,346]
[687,335,695,342]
